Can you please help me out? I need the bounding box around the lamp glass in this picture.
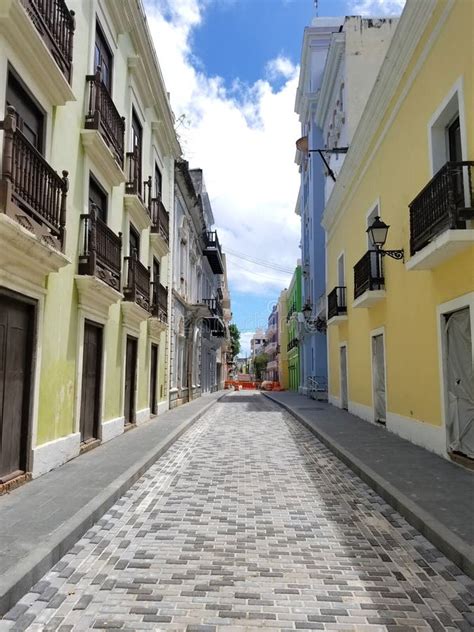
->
[367,216,389,248]
[302,304,312,319]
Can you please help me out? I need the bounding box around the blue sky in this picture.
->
[146,0,404,353]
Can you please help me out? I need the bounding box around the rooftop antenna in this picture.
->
[313,0,319,17]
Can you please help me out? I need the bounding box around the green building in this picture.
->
[286,266,302,392]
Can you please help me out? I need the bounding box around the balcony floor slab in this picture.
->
[81,130,125,187]
[406,229,474,271]
[327,314,348,326]
[124,195,151,232]
[0,213,70,289]
[75,275,122,320]
[352,289,386,309]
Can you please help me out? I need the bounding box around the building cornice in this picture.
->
[322,0,451,234]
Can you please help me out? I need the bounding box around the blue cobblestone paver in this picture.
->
[1,392,473,631]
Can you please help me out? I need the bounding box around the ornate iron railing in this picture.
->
[85,69,125,168]
[354,250,384,299]
[22,0,75,82]
[327,286,347,319]
[202,297,224,319]
[0,106,68,250]
[124,251,151,311]
[78,207,122,291]
[150,195,169,243]
[409,161,474,255]
[151,281,168,323]
[287,338,298,352]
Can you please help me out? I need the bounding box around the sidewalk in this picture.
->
[0,391,226,616]
[263,391,474,579]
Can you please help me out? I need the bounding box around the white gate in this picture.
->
[372,333,386,423]
[445,308,474,458]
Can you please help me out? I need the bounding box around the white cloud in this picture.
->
[239,331,255,357]
[145,0,301,295]
[348,0,405,16]
[265,55,297,82]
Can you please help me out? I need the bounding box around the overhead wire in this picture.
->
[225,249,294,274]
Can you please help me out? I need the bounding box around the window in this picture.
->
[89,175,108,223]
[6,69,44,152]
[94,22,113,93]
[367,205,379,249]
[337,253,345,286]
[154,163,162,198]
[129,224,140,258]
[131,109,142,188]
[429,87,464,175]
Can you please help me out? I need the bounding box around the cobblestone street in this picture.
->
[2,393,473,632]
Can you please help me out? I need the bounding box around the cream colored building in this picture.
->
[0,0,179,485]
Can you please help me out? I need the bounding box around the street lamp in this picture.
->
[367,216,404,261]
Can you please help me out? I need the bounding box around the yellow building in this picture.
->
[0,0,179,485]
[324,0,474,461]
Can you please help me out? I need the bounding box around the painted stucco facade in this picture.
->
[286,266,302,392]
[323,0,474,459]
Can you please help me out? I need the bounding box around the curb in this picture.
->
[0,393,227,616]
[263,392,474,579]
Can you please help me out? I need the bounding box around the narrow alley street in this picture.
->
[2,393,473,632]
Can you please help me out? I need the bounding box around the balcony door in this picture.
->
[94,23,113,93]
[124,336,138,425]
[445,308,474,459]
[6,71,44,152]
[372,334,386,424]
[447,117,464,212]
[89,175,107,223]
[0,294,34,482]
[131,110,143,196]
[79,322,102,444]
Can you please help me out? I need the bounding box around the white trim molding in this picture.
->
[386,411,446,457]
[348,400,374,423]
[102,416,125,443]
[136,407,150,426]
[32,432,81,479]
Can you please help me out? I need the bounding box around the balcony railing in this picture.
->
[151,281,168,323]
[327,286,347,320]
[409,161,474,256]
[202,297,224,319]
[85,69,125,168]
[287,338,298,352]
[78,206,122,291]
[354,250,384,299]
[203,230,224,274]
[0,106,68,250]
[22,0,75,83]
[124,252,151,312]
[150,196,169,244]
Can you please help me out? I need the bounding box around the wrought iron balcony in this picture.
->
[151,281,168,323]
[354,250,384,300]
[150,195,169,244]
[78,207,122,291]
[21,0,75,83]
[0,106,68,251]
[202,297,224,319]
[327,286,347,320]
[287,337,298,352]
[85,69,125,169]
[409,161,474,256]
[202,297,225,336]
[203,230,224,274]
[123,252,151,312]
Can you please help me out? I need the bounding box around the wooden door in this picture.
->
[94,23,113,93]
[124,336,137,425]
[0,295,33,482]
[79,322,102,444]
[150,344,158,415]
